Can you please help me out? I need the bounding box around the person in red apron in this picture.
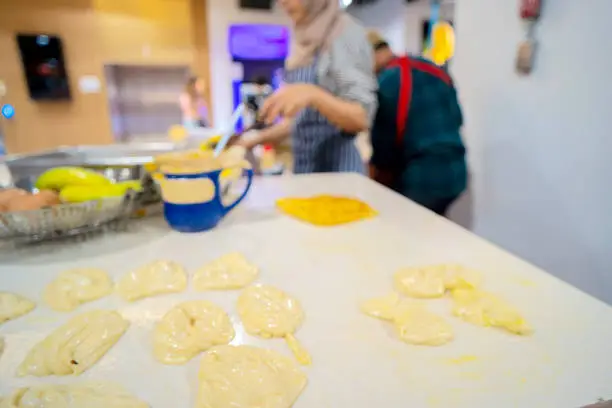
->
[367,31,467,216]
[238,0,377,174]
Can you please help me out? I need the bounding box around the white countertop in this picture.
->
[1,173,611,407]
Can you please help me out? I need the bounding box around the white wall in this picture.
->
[206,0,289,126]
[348,0,454,55]
[452,0,612,303]
[353,0,612,303]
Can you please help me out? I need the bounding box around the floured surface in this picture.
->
[196,345,307,408]
[0,293,35,324]
[0,383,148,408]
[18,310,129,376]
[193,252,258,290]
[452,289,532,335]
[43,269,113,312]
[153,300,234,364]
[1,174,612,408]
[116,261,187,301]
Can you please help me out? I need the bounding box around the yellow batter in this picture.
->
[452,289,532,335]
[361,294,454,346]
[394,264,481,298]
[196,345,307,408]
[153,300,234,365]
[17,310,129,376]
[43,268,113,312]
[116,260,187,301]
[193,252,258,290]
[0,292,35,324]
[0,383,148,408]
[237,285,311,365]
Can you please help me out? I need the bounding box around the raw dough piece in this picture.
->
[360,292,402,321]
[0,383,148,408]
[452,289,532,335]
[18,310,129,376]
[237,285,311,365]
[361,294,454,346]
[153,300,234,364]
[394,264,481,298]
[193,252,258,290]
[43,268,113,312]
[116,260,187,301]
[0,292,35,324]
[393,304,454,346]
[197,345,307,408]
[276,195,377,226]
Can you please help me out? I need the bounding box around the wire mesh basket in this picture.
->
[0,192,135,242]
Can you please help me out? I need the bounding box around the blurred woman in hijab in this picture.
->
[238,0,377,174]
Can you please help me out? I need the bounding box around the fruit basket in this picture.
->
[0,191,136,242]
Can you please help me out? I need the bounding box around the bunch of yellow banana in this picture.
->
[35,167,142,204]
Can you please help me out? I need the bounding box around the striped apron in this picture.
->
[284,58,365,175]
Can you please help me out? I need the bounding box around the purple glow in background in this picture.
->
[229,24,289,61]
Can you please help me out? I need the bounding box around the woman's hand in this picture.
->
[260,84,321,124]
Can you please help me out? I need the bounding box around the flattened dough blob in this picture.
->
[153,300,234,365]
[18,310,129,376]
[43,268,113,312]
[361,294,454,346]
[393,304,454,346]
[452,289,532,335]
[0,383,148,408]
[193,252,258,290]
[197,345,307,408]
[360,293,402,321]
[116,260,187,301]
[394,264,481,298]
[0,292,35,324]
[237,285,304,338]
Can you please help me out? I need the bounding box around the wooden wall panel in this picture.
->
[0,0,208,154]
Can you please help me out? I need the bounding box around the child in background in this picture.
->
[179,76,209,129]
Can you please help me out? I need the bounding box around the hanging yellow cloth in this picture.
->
[276,195,377,226]
[425,21,455,66]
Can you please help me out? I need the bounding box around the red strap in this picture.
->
[410,59,452,85]
[387,57,412,148]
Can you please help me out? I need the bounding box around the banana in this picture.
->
[35,167,111,191]
[60,181,141,203]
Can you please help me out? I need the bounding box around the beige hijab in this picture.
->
[285,0,347,70]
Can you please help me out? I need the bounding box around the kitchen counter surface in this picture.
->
[1,173,611,407]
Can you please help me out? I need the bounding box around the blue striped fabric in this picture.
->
[285,59,365,174]
[283,16,376,174]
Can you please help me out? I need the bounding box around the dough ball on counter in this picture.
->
[197,345,307,408]
[153,300,234,365]
[452,289,532,335]
[194,252,259,291]
[237,285,304,339]
[0,188,27,207]
[0,292,36,324]
[116,260,188,302]
[43,268,113,312]
[394,264,481,299]
[0,382,148,408]
[17,310,129,377]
